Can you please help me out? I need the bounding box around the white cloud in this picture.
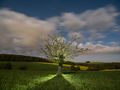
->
[81,5,118,30]
[68,31,83,40]
[0,9,56,47]
[88,31,106,41]
[61,13,86,30]
[60,5,119,40]
[83,42,120,54]
[61,5,119,31]
[0,7,120,55]
[47,16,61,27]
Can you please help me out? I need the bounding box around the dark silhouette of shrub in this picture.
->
[86,61,90,63]
[71,64,80,71]
[71,64,75,71]
[18,66,27,70]
[4,63,12,70]
[87,64,104,71]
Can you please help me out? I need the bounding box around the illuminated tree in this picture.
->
[40,34,88,75]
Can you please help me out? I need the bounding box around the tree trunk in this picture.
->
[56,55,64,76]
[56,63,63,76]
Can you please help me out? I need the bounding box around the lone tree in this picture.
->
[40,34,88,75]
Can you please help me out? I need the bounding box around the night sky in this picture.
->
[0,0,120,62]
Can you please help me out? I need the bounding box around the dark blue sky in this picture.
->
[0,0,120,19]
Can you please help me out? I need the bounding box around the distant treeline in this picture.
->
[0,54,50,62]
[0,54,120,71]
[82,62,120,70]
[64,61,120,71]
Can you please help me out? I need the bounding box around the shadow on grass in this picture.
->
[28,75,76,90]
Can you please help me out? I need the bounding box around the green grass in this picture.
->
[0,70,120,90]
[0,62,120,90]
[63,71,120,90]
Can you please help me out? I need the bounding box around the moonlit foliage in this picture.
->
[40,34,88,61]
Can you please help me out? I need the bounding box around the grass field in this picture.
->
[0,62,70,71]
[0,62,120,90]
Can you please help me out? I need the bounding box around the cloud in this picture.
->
[81,42,120,54]
[0,9,56,48]
[0,6,120,56]
[45,5,120,41]
[60,5,119,40]
[68,31,83,42]
[88,31,106,41]
[61,5,119,31]
[61,13,86,30]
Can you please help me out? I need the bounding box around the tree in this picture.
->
[40,34,88,75]
[86,61,90,63]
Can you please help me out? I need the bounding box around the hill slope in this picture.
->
[0,54,49,62]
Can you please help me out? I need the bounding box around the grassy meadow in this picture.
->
[0,62,120,90]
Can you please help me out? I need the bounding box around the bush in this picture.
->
[87,65,104,71]
[63,71,76,74]
[76,65,80,71]
[4,63,12,70]
[71,64,75,71]
[0,64,3,69]
[86,61,90,63]
[18,66,27,70]
[71,64,80,71]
